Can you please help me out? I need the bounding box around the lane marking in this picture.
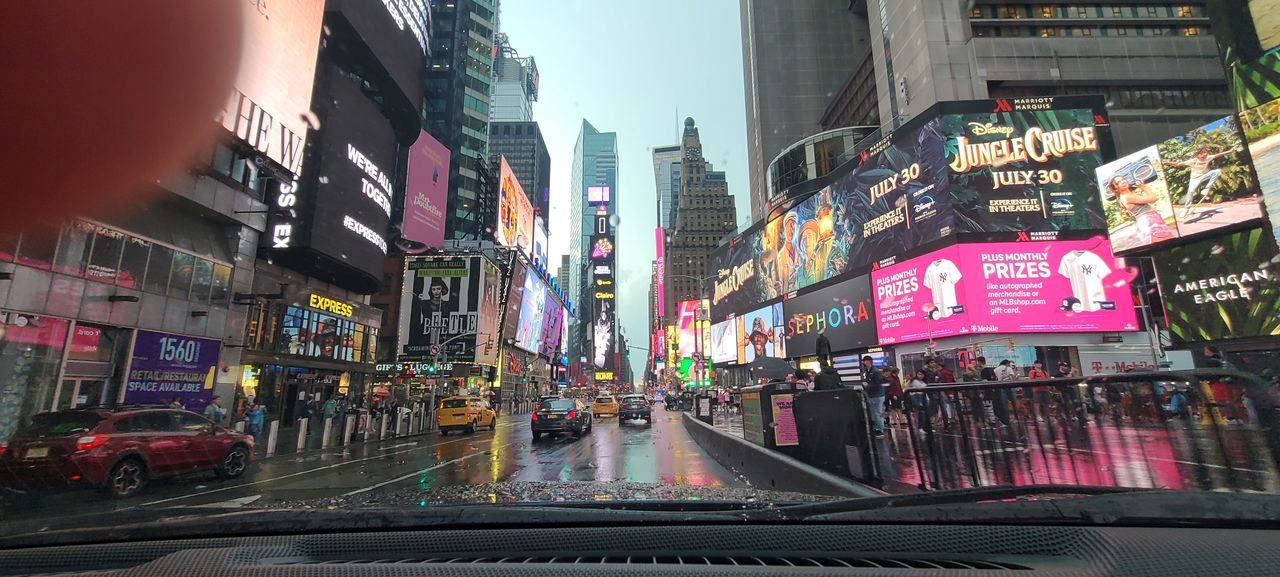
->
[140,423,522,506]
[345,438,524,495]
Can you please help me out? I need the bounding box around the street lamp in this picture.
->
[667,272,716,391]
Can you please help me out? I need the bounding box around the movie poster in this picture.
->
[399,256,480,360]
[735,303,786,364]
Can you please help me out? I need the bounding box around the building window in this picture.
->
[86,226,124,283]
[169,252,195,299]
[1183,26,1200,36]
[144,245,174,295]
[117,236,150,289]
[15,223,57,270]
[1178,5,1194,17]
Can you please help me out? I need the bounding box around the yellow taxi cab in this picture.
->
[436,396,496,434]
[592,395,618,418]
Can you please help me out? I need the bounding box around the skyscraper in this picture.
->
[652,145,681,231]
[489,33,539,123]
[664,118,736,319]
[426,0,499,241]
[740,0,869,220]
[568,120,618,369]
[489,121,551,219]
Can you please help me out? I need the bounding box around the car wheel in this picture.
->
[216,445,250,479]
[103,458,147,498]
[572,426,583,438]
[490,416,497,431]
[586,418,593,433]
[532,431,541,441]
[465,420,476,434]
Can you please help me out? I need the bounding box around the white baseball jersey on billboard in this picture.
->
[1058,250,1112,311]
[923,259,963,318]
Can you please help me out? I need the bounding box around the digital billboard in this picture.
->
[326,0,429,110]
[403,129,448,248]
[1153,227,1280,344]
[514,271,547,353]
[943,98,1108,233]
[533,217,549,267]
[710,318,738,364]
[272,68,394,292]
[872,239,1138,344]
[497,157,535,257]
[398,257,481,361]
[476,258,502,366]
[217,0,323,175]
[590,235,615,260]
[736,303,786,364]
[676,300,701,360]
[655,227,666,318]
[782,274,876,357]
[1098,115,1261,254]
[593,297,616,371]
[539,291,564,359]
[587,186,611,203]
[1239,98,1280,247]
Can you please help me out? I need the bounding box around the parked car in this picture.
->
[531,398,592,440]
[617,395,652,424]
[0,407,253,498]
[592,395,618,417]
[436,396,497,434]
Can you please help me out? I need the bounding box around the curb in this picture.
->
[682,413,885,498]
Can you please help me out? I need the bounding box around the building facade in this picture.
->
[652,145,682,231]
[567,120,618,374]
[740,0,871,220]
[664,118,737,319]
[425,0,499,241]
[489,33,538,123]
[489,121,551,219]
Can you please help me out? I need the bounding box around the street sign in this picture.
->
[430,344,441,356]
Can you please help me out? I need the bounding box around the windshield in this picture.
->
[6,0,1280,545]
[18,413,103,439]
[538,399,574,411]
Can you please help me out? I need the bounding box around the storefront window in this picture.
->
[53,221,93,276]
[117,236,151,289]
[16,223,58,270]
[143,244,173,294]
[190,257,214,303]
[85,226,124,283]
[0,312,70,443]
[210,263,231,303]
[279,306,308,355]
[353,325,366,363]
[169,252,195,299]
[310,312,340,358]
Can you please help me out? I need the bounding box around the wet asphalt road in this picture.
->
[1,409,745,522]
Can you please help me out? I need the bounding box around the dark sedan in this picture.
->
[530,398,593,440]
[617,395,652,424]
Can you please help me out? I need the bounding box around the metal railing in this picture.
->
[865,370,1280,493]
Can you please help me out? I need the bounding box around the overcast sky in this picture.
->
[498,0,751,374]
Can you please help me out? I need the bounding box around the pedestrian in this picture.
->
[861,356,887,437]
[1054,361,1078,378]
[1026,360,1050,423]
[996,359,1019,381]
[975,356,997,381]
[321,396,338,421]
[246,401,266,441]
[938,363,955,384]
[814,363,842,391]
[907,369,929,428]
[815,329,832,368]
[168,395,185,410]
[1026,360,1049,380]
[882,366,902,415]
[203,395,226,425]
[1203,345,1228,368]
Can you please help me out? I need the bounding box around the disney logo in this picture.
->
[967,122,1015,137]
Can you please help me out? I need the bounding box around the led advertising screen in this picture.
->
[539,289,564,359]
[872,245,972,344]
[497,157,535,257]
[398,257,481,361]
[710,318,738,364]
[476,259,502,366]
[590,235,615,260]
[676,300,701,360]
[274,68,394,292]
[1239,98,1280,247]
[1207,1,1280,110]
[533,217,549,267]
[326,0,429,109]
[1098,115,1261,254]
[501,259,527,344]
[736,303,786,364]
[403,129,449,248]
[593,297,616,371]
[217,0,323,175]
[1153,227,1280,344]
[943,98,1108,233]
[587,186,611,203]
[782,274,876,357]
[872,239,1138,344]
[655,227,666,318]
[514,272,547,353]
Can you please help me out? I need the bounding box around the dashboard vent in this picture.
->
[277,556,1030,570]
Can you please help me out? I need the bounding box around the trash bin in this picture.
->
[694,394,714,425]
[739,381,802,451]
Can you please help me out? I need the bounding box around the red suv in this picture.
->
[0,407,254,498]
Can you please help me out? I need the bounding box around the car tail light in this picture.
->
[0,443,6,458]
[75,435,108,452]
[531,413,539,421]
[567,410,576,419]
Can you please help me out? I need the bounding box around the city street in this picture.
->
[0,410,745,523]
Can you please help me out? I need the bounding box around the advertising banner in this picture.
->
[954,239,1138,334]
[655,227,666,318]
[593,297,616,370]
[771,394,799,446]
[1239,98,1280,247]
[710,318,738,364]
[501,259,527,344]
[943,100,1107,233]
[514,272,547,353]
[872,245,972,344]
[217,0,323,175]
[496,157,534,257]
[533,217,549,267]
[708,234,757,321]
[1153,227,1280,343]
[736,303,786,364]
[676,300,701,360]
[782,274,877,357]
[539,290,563,359]
[1100,115,1262,253]
[873,238,1138,344]
[476,259,502,366]
[403,129,449,248]
[399,257,480,360]
[124,331,221,414]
